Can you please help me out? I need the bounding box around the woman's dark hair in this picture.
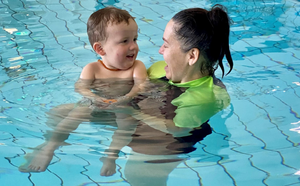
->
[172,4,233,77]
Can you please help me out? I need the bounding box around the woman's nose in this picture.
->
[159,45,164,54]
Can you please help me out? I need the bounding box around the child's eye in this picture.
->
[134,38,138,42]
[122,40,128,43]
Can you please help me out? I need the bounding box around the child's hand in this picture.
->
[103,96,132,111]
[103,99,118,104]
[107,96,132,108]
[92,96,112,108]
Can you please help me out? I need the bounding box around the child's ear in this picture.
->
[93,42,105,56]
[187,48,200,66]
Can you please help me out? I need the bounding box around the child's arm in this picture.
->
[119,60,148,101]
[75,63,107,103]
[110,60,147,106]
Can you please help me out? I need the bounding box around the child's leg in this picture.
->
[45,103,76,129]
[100,112,139,176]
[19,105,93,172]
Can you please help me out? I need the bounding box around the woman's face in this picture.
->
[159,20,190,83]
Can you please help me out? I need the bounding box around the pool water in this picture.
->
[1,0,300,185]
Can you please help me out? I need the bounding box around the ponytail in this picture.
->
[207,4,233,77]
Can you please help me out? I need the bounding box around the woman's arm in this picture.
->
[131,110,193,137]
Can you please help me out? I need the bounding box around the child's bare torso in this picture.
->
[91,78,134,99]
[90,60,136,80]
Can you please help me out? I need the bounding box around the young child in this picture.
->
[76,6,147,106]
[19,7,147,173]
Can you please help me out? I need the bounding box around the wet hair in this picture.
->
[172,4,233,77]
[87,7,135,47]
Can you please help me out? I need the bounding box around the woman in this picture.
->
[145,4,233,130]
[119,4,234,185]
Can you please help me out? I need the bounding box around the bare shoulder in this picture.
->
[133,60,147,79]
[133,60,147,70]
[80,61,100,80]
[133,60,145,67]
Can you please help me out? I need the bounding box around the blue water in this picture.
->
[1,0,300,185]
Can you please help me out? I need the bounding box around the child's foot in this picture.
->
[100,157,116,176]
[19,146,54,173]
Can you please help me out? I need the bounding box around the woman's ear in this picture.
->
[188,48,200,66]
[93,42,105,56]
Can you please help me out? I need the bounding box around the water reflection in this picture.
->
[18,75,230,185]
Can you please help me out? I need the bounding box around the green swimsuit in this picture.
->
[147,60,230,128]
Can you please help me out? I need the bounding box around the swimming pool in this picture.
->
[1,0,300,185]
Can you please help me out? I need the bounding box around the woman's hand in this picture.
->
[116,95,132,105]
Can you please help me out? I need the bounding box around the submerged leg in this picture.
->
[100,113,139,177]
[19,143,54,172]
[19,104,92,172]
[124,154,183,186]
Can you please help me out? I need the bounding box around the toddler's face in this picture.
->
[101,19,139,70]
